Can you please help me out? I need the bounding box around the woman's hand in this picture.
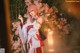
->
[18,15,23,23]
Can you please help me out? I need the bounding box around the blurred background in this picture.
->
[0,0,80,53]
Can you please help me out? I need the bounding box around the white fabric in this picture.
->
[22,18,32,43]
[18,25,23,39]
[33,20,40,30]
[28,49,34,53]
[21,18,42,51]
[17,25,26,52]
[22,24,28,43]
[27,20,41,50]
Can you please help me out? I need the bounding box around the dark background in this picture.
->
[0,0,8,53]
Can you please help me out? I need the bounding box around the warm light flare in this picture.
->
[47,29,54,35]
[48,49,55,52]
[47,29,54,45]
[62,1,80,19]
[47,35,54,45]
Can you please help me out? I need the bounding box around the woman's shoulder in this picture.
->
[37,16,43,24]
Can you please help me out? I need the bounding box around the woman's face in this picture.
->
[30,10,38,19]
[30,11,36,17]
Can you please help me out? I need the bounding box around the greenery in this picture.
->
[9,0,27,20]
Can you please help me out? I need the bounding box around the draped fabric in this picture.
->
[26,20,44,53]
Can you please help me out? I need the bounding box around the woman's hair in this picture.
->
[28,5,39,16]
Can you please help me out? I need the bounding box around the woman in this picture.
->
[25,5,44,53]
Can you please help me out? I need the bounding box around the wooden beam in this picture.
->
[4,0,12,53]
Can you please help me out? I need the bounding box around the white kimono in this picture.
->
[22,18,44,53]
